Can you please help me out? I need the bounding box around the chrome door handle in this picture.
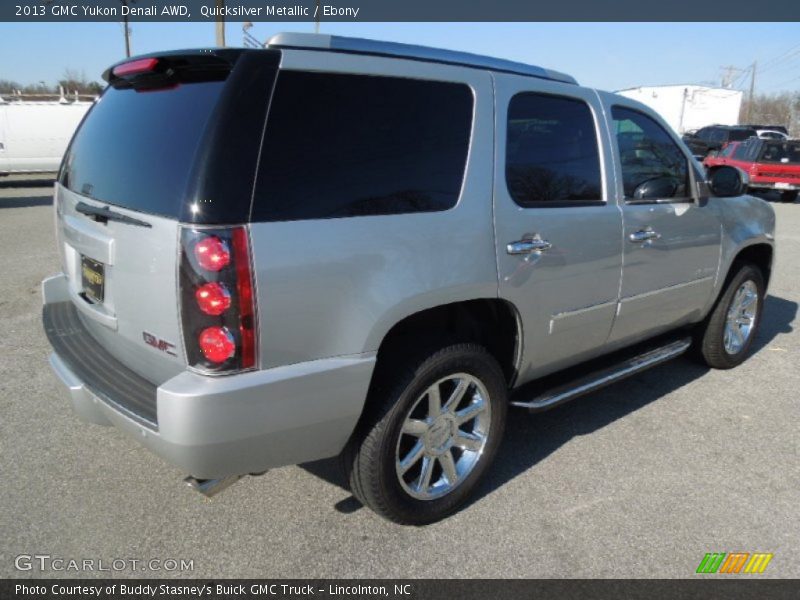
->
[629,228,661,243]
[506,237,552,255]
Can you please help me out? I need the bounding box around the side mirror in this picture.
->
[708,166,749,197]
[707,150,719,158]
[633,176,678,200]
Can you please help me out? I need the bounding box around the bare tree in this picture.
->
[0,79,22,94]
[58,69,103,95]
[740,91,800,136]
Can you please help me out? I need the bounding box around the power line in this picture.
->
[760,43,800,71]
[759,50,800,75]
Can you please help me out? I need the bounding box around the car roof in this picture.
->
[266,32,578,85]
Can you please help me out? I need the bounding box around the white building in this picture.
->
[616,85,743,135]
[0,93,94,175]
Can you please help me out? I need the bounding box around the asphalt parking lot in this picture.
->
[1,177,798,579]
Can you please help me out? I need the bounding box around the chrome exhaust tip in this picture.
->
[184,475,243,498]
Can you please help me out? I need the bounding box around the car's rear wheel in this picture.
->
[344,343,507,525]
[780,190,798,203]
[696,263,765,369]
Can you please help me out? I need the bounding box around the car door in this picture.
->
[493,74,623,384]
[602,98,721,345]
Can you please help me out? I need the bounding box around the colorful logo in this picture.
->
[696,552,774,574]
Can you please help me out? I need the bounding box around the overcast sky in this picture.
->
[1,22,799,94]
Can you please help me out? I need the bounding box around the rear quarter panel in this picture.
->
[249,51,497,368]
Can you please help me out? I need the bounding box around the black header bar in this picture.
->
[2,0,800,22]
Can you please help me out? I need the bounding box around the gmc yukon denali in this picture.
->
[42,33,775,524]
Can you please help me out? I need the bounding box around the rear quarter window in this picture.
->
[251,71,474,221]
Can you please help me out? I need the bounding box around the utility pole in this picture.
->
[719,65,745,89]
[746,61,757,122]
[315,0,320,33]
[215,0,226,47]
[120,0,134,57]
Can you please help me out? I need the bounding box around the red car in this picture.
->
[704,137,800,202]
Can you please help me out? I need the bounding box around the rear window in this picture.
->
[252,71,473,221]
[728,129,757,142]
[758,141,800,164]
[59,82,226,218]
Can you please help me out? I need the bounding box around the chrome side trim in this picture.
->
[549,300,618,335]
[511,337,691,411]
[619,276,714,303]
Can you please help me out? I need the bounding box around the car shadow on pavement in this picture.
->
[302,293,797,518]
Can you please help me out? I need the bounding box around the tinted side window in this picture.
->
[733,140,752,160]
[720,143,736,157]
[252,71,473,221]
[505,93,602,206]
[612,106,689,200]
[708,129,728,143]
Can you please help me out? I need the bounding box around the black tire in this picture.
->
[780,190,798,203]
[343,343,507,525]
[696,263,765,369]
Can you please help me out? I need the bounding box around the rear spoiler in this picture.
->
[103,49,247,90]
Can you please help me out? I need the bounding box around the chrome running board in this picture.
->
[511,337,692,412]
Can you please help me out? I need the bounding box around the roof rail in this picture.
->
[267,32,577,85]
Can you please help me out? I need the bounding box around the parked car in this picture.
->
[682,125,758,159]
[704,137,800,202]
[741,123,789,137]
[42,34,775,524]
[0,99,92,176]
[755,130,789,141]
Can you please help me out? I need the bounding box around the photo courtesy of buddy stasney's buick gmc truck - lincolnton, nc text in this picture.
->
[42,33,775,524]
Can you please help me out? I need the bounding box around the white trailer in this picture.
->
[0,98,93,175]
[615,85,743,135]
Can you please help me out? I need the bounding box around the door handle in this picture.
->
[629,228,661,243]
[507,237,552,255]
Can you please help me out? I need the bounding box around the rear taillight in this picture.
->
[195,283,232,316]
[180,226,257,373]
[198,326,236,363]
[193,236,231,272]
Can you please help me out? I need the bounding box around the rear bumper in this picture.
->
[749,182,800,191]
[42,274,375,479]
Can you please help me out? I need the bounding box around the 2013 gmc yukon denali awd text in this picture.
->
[42,33,775,524]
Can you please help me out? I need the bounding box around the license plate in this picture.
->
[774,182,792,189]
[81,256,105,304]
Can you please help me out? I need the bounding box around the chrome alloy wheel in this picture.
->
[395,373,492,501]
[724,280,759,355]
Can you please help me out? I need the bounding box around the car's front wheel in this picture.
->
[344,343,507,525]
[780,190,798,203]
[696,262,765,369]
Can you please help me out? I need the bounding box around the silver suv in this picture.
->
[43,33,775,524]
